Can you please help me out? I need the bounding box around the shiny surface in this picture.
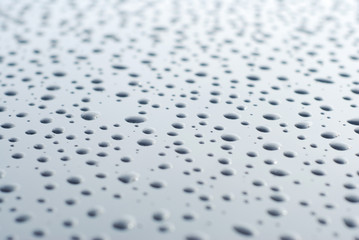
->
[0,0,359,239]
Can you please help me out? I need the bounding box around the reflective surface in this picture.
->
[0,0,359,239]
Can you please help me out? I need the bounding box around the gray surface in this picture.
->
[0,0,359,239]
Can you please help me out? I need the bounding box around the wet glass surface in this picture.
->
[0,0,359,239]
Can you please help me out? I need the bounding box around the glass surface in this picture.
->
[0,0,358,239]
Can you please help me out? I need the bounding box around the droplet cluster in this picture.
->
[0,0,359,239]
